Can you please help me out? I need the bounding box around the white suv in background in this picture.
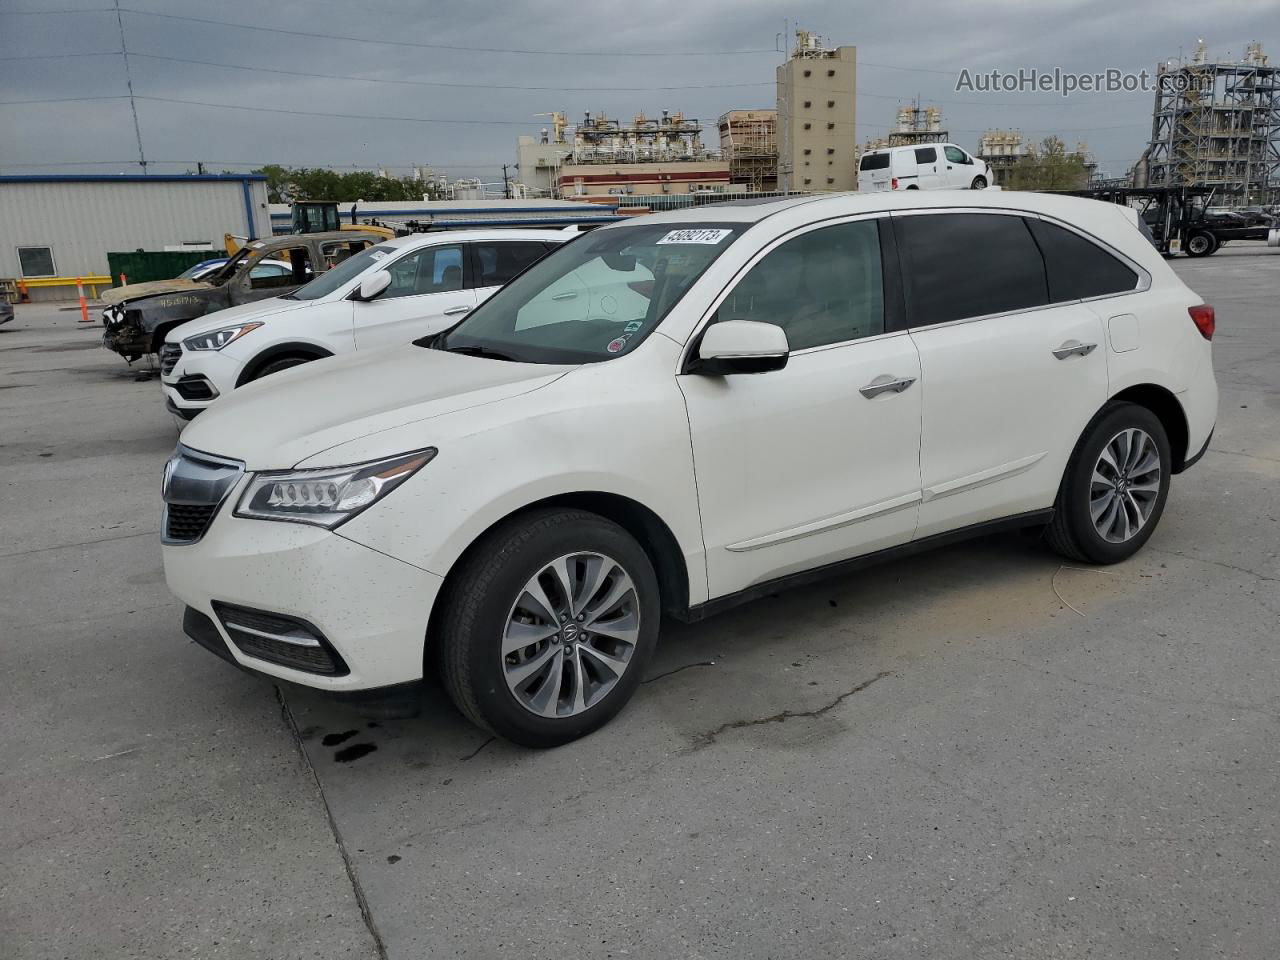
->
[162,191,1217,747]
[159,230,565,419]
[858,142,991,192]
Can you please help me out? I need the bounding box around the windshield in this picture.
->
[435,222,745,363]
[177,260,220,280]
[287,244,396,300]
[205,248,251,286]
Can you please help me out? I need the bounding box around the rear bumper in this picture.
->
[1179,426,1213,472]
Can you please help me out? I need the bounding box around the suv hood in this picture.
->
[179,346,572,469]
[165,298,314,343]
[101,278,211,306]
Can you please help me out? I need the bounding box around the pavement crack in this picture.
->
[693,670,895,747]
[0,528,157,559]
[276,687,389,960]
[1147,546,1278,583]
[643,659,716,684]
[458,736,496,762]
[1208,446,1280,465]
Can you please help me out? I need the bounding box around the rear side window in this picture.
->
[472,241,550,288]
[859,152,890,171]
[897,213,1047,326]
[1026,218,1139,301]
[914,147,936,163]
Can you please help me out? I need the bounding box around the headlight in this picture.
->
[183,322,263,351]
[234,448,436,529]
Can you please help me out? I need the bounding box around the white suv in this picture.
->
[159,230,564,419]
[162,191,1218,747]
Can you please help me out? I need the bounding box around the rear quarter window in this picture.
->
[859,152,890,171]
[1026,218,1139,301]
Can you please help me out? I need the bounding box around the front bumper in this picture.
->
[164,506,443,691]
[161,346,241,416]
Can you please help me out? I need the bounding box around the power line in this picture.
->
[115,7,779,57]
[0,93,1148,136]
[0,95,128,105]
[0,51,121,61]
[128,52,772,92]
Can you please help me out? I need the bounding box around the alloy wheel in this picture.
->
[502,552,640,718]
[1090,427,1162,543]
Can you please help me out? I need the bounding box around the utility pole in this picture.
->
[502,164,511,199]
[113,0,147,174]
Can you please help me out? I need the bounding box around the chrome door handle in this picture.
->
[442,305,472,316]
[1052,340,1097,359]
[859,375,916,399]
[551,292,578,301]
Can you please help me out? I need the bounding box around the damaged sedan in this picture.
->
[101,232,377,362]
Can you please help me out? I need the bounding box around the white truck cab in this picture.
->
[858,142,991,192]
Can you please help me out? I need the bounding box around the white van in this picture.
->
[858,142,991,192]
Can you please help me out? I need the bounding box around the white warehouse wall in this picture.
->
[0,176,271,299]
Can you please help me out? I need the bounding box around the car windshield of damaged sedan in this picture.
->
[434,223,745,363]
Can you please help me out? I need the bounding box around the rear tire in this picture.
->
[971,175,988,189]
[437,508,660,747]
[1185,231,1217,257]
[1046,403,1171,564]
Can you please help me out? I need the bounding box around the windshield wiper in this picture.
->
[278,293,299,300]
[436,343,519,362]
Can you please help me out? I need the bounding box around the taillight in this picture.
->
[891,177,899,189]
[1188,304,1215,341]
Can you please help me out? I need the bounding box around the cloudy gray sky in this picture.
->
[2,0,1277,185]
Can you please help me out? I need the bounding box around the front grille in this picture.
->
[166,502,218,542]
[212,601,349,676]
[159,342,181,375]
[161,445,244,545]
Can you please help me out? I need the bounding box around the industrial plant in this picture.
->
[1141,40,1280,204]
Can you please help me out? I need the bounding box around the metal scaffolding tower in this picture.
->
[1147,41,1280,205]
[718,110,778,191]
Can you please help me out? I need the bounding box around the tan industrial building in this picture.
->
[776,32,857,192]
[557,160,730,199]
[719,110,778,191]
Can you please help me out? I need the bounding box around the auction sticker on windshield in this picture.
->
[656,228,733,245]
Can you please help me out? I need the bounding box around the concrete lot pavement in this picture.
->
[2,248,1277,958]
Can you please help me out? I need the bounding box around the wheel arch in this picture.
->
[425,491,692,662]
[1109,383,1190,472]
[236,342,334,386]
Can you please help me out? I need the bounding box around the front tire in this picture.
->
[437,508,660,747]
[970,175,988,189]
[250,354,315,382]
[1046,403,1171,564]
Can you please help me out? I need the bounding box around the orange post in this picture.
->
[17,278,30,303]
[76,278,91,324]
[119,272,127,286]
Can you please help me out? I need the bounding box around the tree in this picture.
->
[1008,137,1089,191]
[250,166,438,203]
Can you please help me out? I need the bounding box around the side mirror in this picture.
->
[355,271,392,301]
[693,319,789,375]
